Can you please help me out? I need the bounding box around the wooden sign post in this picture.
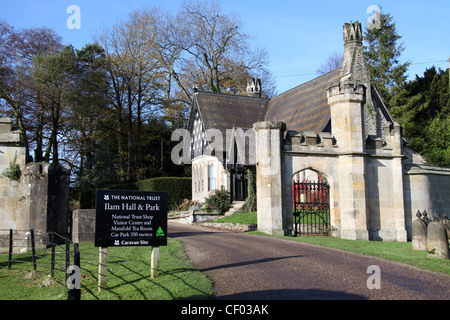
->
[151,246,159,278]
[98,247,107,291]
[94,190,168,289]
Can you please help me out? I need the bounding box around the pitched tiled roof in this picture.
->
[189,68,342,139]
[264,68,341,133]
[192,91,270,135]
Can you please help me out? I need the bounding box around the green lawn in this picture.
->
[0,238,213,300]
[214,211,257,224]
[294,210,330,225]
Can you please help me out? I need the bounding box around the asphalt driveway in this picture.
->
[168,222,450,300]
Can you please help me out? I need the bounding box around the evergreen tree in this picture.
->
[390,67,450,166]
[363,9,410,106]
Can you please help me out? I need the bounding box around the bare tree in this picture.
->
[0,24,63,162]
[128,2,276,123]
[133,7,190,124]
[175,0,275,97]
[316,52,343,75]
[0,20,15,67]
[95,10,167,180]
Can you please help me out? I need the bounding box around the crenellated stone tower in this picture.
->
[326,22,407,241]
[327,23,369,240]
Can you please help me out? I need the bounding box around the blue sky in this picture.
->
[2,0,449,94]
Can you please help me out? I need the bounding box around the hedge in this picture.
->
[136,177,192,210]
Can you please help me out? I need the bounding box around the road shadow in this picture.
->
[216,288,367,300]
[199,255,304,272]
[168,230,228,238]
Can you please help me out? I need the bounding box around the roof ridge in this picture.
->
[272,67,341,101]
[195,90,270,101]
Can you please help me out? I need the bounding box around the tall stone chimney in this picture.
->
[247,78,262,97]
[338,21,376,137]
[340,21,370,87]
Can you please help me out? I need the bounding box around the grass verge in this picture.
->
[214,211,257,224]
[0,238,213,300]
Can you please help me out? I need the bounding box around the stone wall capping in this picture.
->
[0,117,21,144]
[253,121,286,131]
[318,132,335,148]
[366,135,384,149]
[404,164,450,176]
[303,131,318,146]
[285,130,337,150]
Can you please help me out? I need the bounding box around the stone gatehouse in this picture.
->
[186,21,450,241]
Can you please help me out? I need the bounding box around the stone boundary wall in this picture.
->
[72,209,96,243]
[1,117,70,238]
[404,164,450,240]
[168,210,221,224]
[199,222,257,232]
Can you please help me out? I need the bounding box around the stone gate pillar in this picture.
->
[253,121,289,236]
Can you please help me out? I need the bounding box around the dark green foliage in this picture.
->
[106,181,139,191]
[203,186,231,214]
[1,154,21,181]
[390,67,450,166]
[79,188,96,209]
[136,177,192,210]
[362,8,449,167]
[363,9,410,105]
